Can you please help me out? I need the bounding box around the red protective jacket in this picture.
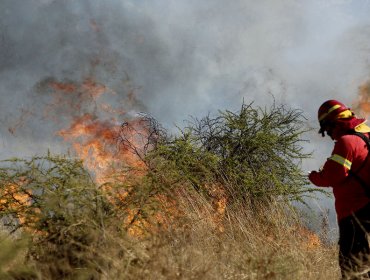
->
[309,133,370,221]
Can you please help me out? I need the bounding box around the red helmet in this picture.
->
[318,100,352,136]
[318,100,349,123]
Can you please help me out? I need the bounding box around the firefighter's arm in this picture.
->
[309,137,353,187]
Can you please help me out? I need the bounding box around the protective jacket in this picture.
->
[309,132,370,221]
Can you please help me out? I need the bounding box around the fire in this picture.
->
[58,113,148,184]
[352,80,370,118]
[0,183,33,227]
[8,75,228,236]
[34,76,230,235]
[49,81,77,93]
[39,77,147,184]
[58,114,119,177]
[46,77,156,234]
[48,78,106,98]
[81,78,107,99]
[42,78,114,120]
[295,226,322,250]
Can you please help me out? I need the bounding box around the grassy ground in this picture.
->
[119,195,340,280]
[0,191,339,280]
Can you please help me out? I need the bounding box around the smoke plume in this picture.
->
[1,0,370,171]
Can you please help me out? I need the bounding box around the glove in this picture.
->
[308,171,318,183]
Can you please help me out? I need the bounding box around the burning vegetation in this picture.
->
[0,79,338,279]
[352,80,370,118]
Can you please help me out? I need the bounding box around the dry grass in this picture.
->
[95,193,340,280]
[0,156,340,280]
[0,195,340,280]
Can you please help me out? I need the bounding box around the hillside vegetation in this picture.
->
[0,103,339,279]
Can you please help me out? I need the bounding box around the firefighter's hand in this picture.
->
[308,171,318,182]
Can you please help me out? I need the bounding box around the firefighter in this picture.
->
[309,99,370,279]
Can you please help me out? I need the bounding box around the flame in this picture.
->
[49,81,77,93]
[41,77,158,235]
[206,183,227,232]
[81,78,107,99]
[58,113,147,184]
[295,226,322,250]
[48,78,106,98]
[42,78,113,120]
[0,182,33,227]
[352,80,370,118]
[41,77,147,184]
[10,75,230,236]
[48,78,157,236]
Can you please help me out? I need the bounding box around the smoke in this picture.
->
[1,1,370,128]
[2,0,370,232]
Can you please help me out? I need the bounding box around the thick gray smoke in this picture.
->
[1,0,370,234]
[1,1,370,142]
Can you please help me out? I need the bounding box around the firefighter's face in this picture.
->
[326,127,334,138]
[319,118,337,139]
[325,123,338,140]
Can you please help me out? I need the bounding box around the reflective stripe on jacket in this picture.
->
[309,133,370,221]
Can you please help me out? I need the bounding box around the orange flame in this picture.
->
[41,77,147,185]
[58,113,148,184]
[11,75,230,236]
[352,80,370,118]
[43,78,113,120]
[48,77,226,234]
[49,81,77,93]
[0,183,33,227]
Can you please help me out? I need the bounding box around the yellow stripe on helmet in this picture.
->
[319,104,341,121]
[336,110,353,119]
[329,154,352,170]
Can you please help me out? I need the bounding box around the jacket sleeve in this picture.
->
[309,137,354,187]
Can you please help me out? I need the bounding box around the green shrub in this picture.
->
[145,102,319,209]
[0,154,118,279]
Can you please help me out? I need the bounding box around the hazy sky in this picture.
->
[1,1,369,123]
[1,0,370,231]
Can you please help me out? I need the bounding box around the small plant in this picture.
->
[0,154,118,279]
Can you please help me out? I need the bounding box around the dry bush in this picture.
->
[0,155,125,279]
[0,155,340,280]
[113,190,340,280]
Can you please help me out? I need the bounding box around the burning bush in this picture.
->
[0,102,331,279]
[0,155,120,279]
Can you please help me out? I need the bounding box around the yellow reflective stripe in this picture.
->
[355,122,370,133]
[336,110,352,119]
[329,154,352,170]
[319,104,341,121]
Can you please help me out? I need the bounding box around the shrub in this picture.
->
[146,102,319,209]
[0,154,118,279]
